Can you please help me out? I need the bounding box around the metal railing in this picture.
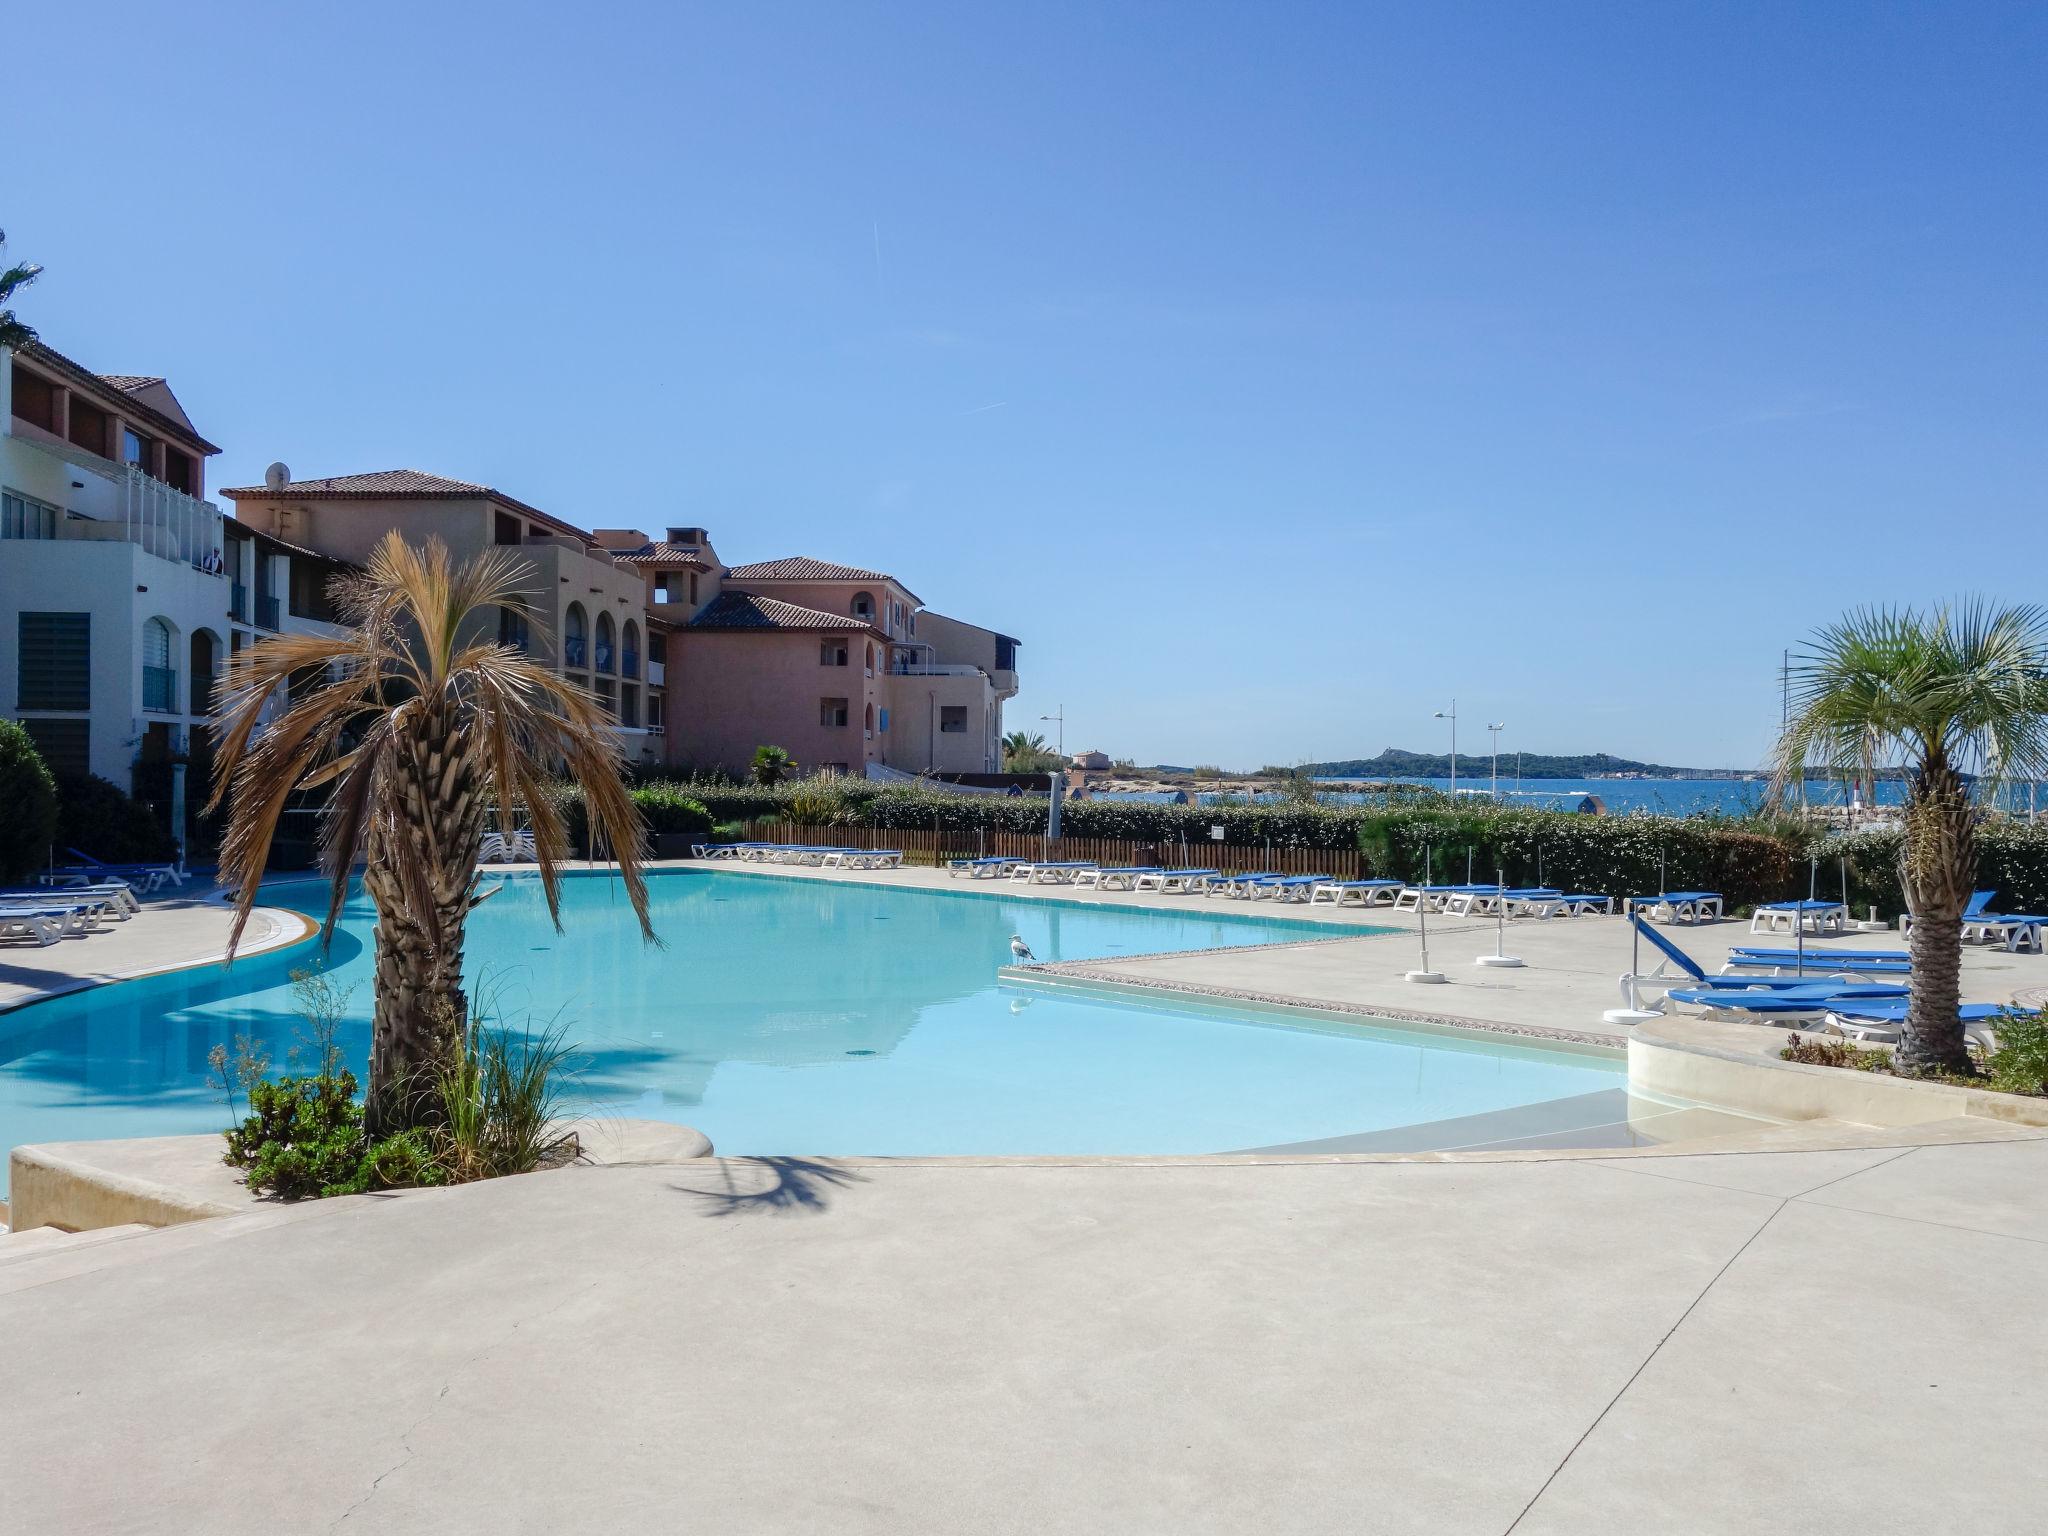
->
[564,636,588,668]
[231,583,250,622]
[256,594,280,630]
[142,665,179,713]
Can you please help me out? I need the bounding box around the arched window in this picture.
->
[851,591,874,622]
[622,619,641,680]
[595,612,617,674]
[864,701,875,740]
[564,603,588,670]
[142,617,177,713]
[864,641,875,675]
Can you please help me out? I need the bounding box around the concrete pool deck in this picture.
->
[6,1136,2048,1533]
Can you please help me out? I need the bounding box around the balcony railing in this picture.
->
[595,643,615,674]
[892,662,984,678]
[142,665,178,713]
[256,594,280,630]
[622,653,640,680]
[564,636,588,669]
[231,583,250,622]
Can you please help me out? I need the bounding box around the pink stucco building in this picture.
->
[594,527,1020,777]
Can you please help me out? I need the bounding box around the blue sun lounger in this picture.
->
[1724,947,1911,979]
[1665,982,1908,1022]
[1823,999,2006,1050]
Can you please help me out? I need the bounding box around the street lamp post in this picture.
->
[1487,722,1505,800]
[1433,701,1457,796]
[1039,707,1064,760]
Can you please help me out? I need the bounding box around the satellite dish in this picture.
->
[263,461,291,490]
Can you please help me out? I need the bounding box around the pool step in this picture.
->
[0,1222,154,1268]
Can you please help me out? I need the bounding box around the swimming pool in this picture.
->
[0,869,1629,1184]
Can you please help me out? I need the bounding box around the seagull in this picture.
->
[1009,934,1037,962]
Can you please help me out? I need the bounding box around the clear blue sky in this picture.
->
[10,2,2043,770]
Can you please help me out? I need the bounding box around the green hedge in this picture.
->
[55,773,180,865]
[1814,823,2048,921]
[0,720,60,883]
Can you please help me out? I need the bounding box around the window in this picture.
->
[564,604,588,670]
[2,489,59,540]
[21,717,89,777]
[621,684,640,727]
[649,631,665,665]
[622,620,640,679]
[10,364,57,432]
[595,676,617,716]
[163,449,195,495]
[689,572,699,604]
[17,612,90,710]
[69,397,110,456]
[647,694,664,732]
[851,591,874,621]
[494,511,522,545]
[595,612,616,674]
[142,617,177,713]
[864,642,874,675]
[123,426,155,468]
[820,697,849,728]
[820,640,848,667]
[878,707,889,733]
[498,606,531,653]
[940,706,968,734]
[654,580,671,604]
[864,701,874,739]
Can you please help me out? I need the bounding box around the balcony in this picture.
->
[231,583,250,623]
[256,594,281,630]
[564,636,588,669]
[142,665,179,713]
[13,443,229,570]
[621,653,640,680]
[893,663,984,679]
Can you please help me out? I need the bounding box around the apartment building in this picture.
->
[224,471,667,764]
[594,526,1020,777]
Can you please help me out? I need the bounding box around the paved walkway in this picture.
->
[6,1138,2046,1533]
[0,883,304,1013]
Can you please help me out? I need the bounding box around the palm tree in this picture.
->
[751,744,794,785]
[1773,600,2048,1074]
[209,532,655,1130]
[1002,730,1051,771]
[0,229,43,351]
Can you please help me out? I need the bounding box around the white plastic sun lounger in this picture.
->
[1010,862,1097,885]
[947,856,1022,878]
[1627,892,1724,925]
[1132,868,1220,893]
[820,849,903,869]
[0,907,66,946]
[1,883,138,918]
[1308,879,1402,907]
[1073,867,1162,890]
[1750,900,1846,936]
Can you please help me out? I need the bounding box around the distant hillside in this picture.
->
[1301,749,1752,780]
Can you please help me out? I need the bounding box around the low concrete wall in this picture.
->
[9,1117,715,1233]
[1629,1016,2048,1130]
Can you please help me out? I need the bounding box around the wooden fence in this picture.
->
[737,821,1371,878]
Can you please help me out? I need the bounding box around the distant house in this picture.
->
[1070,749,1111,771]
[597,526,1021,777]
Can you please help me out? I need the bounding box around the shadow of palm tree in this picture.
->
[671,1156,867,1217]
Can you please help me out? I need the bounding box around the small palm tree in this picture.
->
[1773,600,2048,1074]
[751,744,795,785]
[1002,730,1051,771]
[210,532,655,1131]
[0,228,43,351]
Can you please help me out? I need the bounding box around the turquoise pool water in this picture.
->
[0,870,1624,1183]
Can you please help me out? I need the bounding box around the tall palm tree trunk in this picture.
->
[1898,760,1974,1076]
[362,700,487,1131]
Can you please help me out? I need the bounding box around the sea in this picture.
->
[1090,777,1926,817]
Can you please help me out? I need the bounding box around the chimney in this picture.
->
[665,526,708,546]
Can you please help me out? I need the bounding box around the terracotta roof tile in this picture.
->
[97,374,165,394]
[612,542,710,569]
[725,556,896,584]
[222,469,494,497]
[686,593,879,633]
[16,342,222,455]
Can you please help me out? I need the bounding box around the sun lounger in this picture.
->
[1213,873,1287,899]
[820,849,903,869]
[1393,884,1464,912]
[1308,879,1403,907]
[0,883,138,918]
[1627,892,1724,925]
[1010,862,1098,885]
[947,856,1022,878]
[1665,983,1904,1023]
[0,907,66,946]
[1750,900,1846,936]
[1133,868,1220,893]
[1822,1001,2005,1051]
[1253,875,1333,903]
[65,846,187,888]
[1723,946,1912,979]
[1074,867,1162,890]
[0,899,103,936]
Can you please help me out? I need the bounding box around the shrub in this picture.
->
[0,720,59,883]
[1779,1032,1887,1071]
[434,1018,580,1181]
[1985,1007,2048,1097]
[55,773,180,864]
[631,783,713,837]
[751,745,795,785]
[222,1069,447,1200]
[1815,822,2048,922]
